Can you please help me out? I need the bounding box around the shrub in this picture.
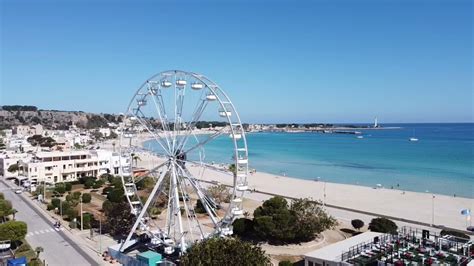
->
[84,179,94,189]
[102,186,113,195]
[180,237,270,266]
[54,183,66,194]
[351,219,364,231]
[368,217,398,234]
[65,182,72,191]
[51,198,61,208]
[46,204,55,211]
[82,193,92,204]
[107,188,124,203]
[194,199,207,214]
[279,261,293,266]
[102,200,114,214]
[72,191,81,200]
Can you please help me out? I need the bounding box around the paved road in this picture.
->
[0,180,98,266]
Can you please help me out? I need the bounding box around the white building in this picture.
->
[6,136,32,151]
[99,128,112,137]
[0,151,31,178]
[304,231,383,266]
[23,150,128,184]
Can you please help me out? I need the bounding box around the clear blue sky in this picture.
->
[1,0,472,123]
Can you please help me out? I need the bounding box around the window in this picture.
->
[63,165,66,169]
[114,167,119,175]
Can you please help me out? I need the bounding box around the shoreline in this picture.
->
[101,134,473,231]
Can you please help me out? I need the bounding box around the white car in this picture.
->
[15,189,22,194]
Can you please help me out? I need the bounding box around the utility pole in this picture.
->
[60,200,63,217]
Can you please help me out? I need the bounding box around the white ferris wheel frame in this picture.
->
[117,70,249,254]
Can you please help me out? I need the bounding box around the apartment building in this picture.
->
[24,150,129,184]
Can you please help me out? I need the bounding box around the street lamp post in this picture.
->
[60,200,63,217]
[431,194,435,226]
[80,197,83,231]
[99,214,102,254]
[323,181,327,208]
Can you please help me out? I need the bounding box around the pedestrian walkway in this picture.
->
[25,227,64,238]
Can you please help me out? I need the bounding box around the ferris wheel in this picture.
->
[117,70,248,255]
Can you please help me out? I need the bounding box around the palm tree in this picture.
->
[35,246,44,258]
[131,153,141,167]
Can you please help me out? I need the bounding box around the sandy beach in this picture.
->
[102,133,473,232]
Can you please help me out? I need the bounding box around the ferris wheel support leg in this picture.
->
[119,164,169,252]
[171,163,186,253]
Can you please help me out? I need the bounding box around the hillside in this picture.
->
[0,105,122,130]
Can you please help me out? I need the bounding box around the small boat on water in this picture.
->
[356,136,364,139]
[409,129,419,142]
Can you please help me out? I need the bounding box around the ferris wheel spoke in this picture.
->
[133,111,171,156]
[178,158,234,177]
[175,163,220,225]
[132,160,169,184]
[147,82,172,152]
[121,163,170,252]
[182,128,226,155]
[175,169,204,242]
[176,99,208,152]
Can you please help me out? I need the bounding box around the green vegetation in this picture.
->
[194,199,207,214]
[81,193,91,203]
[194,121,229,129]
[207,184,231,204]
[250,196,336,243]
[0,221,27,241]
[368,217,398,234]
[278,261,293,266]
[86,115,109,129]
[1,105,38,111]
[103,202,134,237]
[232,218,254,237]
[27,135,56,147]
[351,219,364,231]
[7,163,20,173]
[0,196,13,222]
[180,237,270,266]
[14,240,44,266]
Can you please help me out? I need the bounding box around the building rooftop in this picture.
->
[304,231,383,262]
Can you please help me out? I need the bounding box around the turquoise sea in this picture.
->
[145,123,474,198]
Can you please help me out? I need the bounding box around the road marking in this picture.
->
[39,230,45,234]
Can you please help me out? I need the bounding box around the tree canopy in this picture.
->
[0,221,27,241]
[368,217,398,234]
[180,237,270,266]
[104,202,134,237]
[252,196,337,243]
